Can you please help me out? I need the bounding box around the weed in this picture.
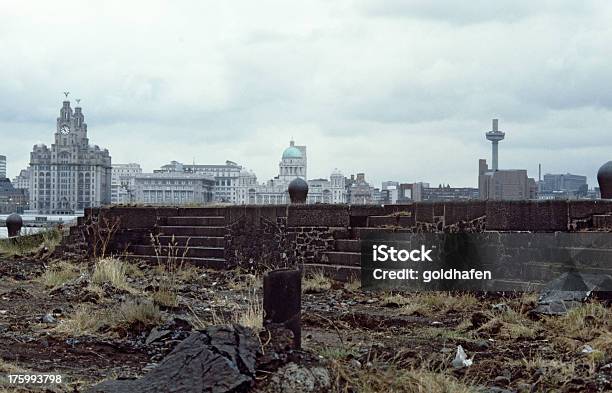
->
[39,261,81,288]
[303,271,332,294]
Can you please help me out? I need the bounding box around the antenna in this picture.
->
[63,91,70,99]
[76,98,81,105]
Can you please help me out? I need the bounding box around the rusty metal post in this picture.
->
[263,268,301,349]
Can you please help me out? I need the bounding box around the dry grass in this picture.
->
[380,292,411,307]
[516,356,578,387]
[39,261,82,288]
[303,271,332,294]
[91,258,129,289]
[55,300,161,336]
[330,360,478,393]
[210,285,263,331]
[55,304,109,336]
[152,288,178,308]
[545,302,610,339]
[402,292,479,315]
[0,359,29,374]
[0,227,63,258]
[117,299,162,327]
[343,277,361,292]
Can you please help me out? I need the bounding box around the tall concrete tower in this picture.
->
[485,119,505,171]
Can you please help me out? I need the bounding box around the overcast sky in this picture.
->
[2,0,612,188]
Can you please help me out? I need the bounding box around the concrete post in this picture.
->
[263,268,302,349]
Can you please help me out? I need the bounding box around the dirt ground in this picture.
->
[0,256,610,393]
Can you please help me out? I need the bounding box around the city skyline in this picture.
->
[3,1,612,187]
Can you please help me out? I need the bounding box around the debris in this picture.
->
[263,363,331,393]
[451,345,473,369]
[534,272,612,315]
[42,313,57,324]
[580,344,594,354]
[89,324,259,393]
[492,303,510,313]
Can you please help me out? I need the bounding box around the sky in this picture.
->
[1,0,612,188]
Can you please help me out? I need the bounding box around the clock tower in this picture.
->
[29,95,112,214]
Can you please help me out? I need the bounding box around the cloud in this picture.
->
[1,0,612,188]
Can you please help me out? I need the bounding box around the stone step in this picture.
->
[352,227,412,239]
[322,251,362,266]
[123,255,227,269]
[165,216,226,226]
[176,207,227,217]
[368,215,415,228]
[155,236,225,248]
[158,226,227,237]
[130,245,224,259]
[304,263,360,282]
[335,239,361,252]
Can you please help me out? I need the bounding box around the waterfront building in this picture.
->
[157,160,243,203]
[133,172,214,205]
[478,159,537,200]
[111,163,142,204]
[29,98,112,214]
[542,173,587,193]
[12,168,31,190]
[0,178,28,214]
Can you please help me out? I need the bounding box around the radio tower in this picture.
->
[485,119,505,171]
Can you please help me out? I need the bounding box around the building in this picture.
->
[0,178,28,214]
[479,159,537,200]
[12,168,31,190]
[133,172,214,205]
[239,141,346,205]
[157,160,243,203]
[478,119,537,201]
[542,173,587,193]
[347,173,375,204]
[0,155,5,178]
[422,185,479,201]
[111,163,142,204]
[29,98,112,214]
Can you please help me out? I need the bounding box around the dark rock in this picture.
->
[145,328,172,346]
[89,324,259,393]
[262,363,330,393]
[493,375,511,387]
[534,272,612,315]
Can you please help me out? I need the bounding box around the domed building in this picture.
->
[234,140,346,205]
[278,140,307,182]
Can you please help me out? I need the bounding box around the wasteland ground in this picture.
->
[0,235,610,392]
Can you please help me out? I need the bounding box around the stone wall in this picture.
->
[57,200,612,265]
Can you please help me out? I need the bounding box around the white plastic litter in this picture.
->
[581,344,594,354]
[451,345,473,369]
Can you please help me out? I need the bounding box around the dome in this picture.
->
[282,146,303,159]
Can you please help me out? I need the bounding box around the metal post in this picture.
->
[263,269,302,349]
[6,213,23,238]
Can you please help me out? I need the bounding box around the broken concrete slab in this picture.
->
[89,324,259,393]
[534,272,612,315]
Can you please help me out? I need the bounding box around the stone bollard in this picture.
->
[597,161,612,199]
[263,268,302,349]
[288,177,308,204]
[6,213,23,238]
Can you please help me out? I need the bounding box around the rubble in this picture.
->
[89,325,259,393]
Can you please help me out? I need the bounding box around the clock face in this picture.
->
[60,125,70,135]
